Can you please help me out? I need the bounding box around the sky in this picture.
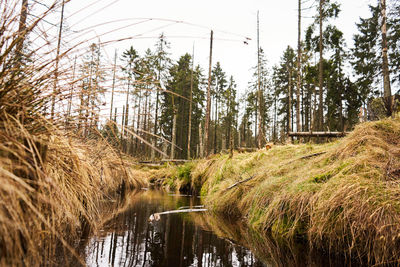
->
[33,0,376,116]
[54,0,375,83]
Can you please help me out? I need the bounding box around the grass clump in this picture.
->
[169,117,400,265]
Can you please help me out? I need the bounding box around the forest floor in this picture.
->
[154,116,400,265]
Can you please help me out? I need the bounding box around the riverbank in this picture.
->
[161,117,400,265]
[0,120,148,266]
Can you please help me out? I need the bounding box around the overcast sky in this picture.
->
[33,0,377,116]
[51,0,375,89]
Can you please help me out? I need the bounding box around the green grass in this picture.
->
[160,116,400,265]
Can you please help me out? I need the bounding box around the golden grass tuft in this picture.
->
[171,116,400,265]
[0,116,148,266]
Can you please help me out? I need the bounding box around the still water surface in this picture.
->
[81,190,350,267]
[82,190,264,266]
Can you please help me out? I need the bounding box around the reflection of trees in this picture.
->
[81,191,268,267]
[190,212,355,267]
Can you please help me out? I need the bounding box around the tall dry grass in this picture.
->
[0,1,149,266]
[179,116,400,265]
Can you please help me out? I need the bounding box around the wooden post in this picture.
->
[204,30,213,157]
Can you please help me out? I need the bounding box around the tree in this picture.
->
[305,0,340,130]
[79,43,106,137]
[352,2,400,117]
[211,62,227,153]
[381,0,392,113]
[152,34,171,160]
[160,54,205,159]
[273,46,297,136]
[120,46,139,152]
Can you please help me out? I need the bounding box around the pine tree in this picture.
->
[305,0,340,130]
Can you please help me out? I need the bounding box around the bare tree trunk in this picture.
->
[214,97,218,154]
[288,66,292,135]
[381,0,392,115]
[204,30,213,156]
[78,82,84,132]
[51,0,65,120]
[121,105,125,151]
[187,46,194,159]
[16,0,28,60]
[171,108,177,159]
[296,0,302,133]
[124,84,130,138]
[318,0,324,130]
[257,11,264,149]
[110,49,117,120]
[144,90,149,157]
[254,97,258,147]
[66,56,76,126]
[199,122,204,158]
[135,90,142,151]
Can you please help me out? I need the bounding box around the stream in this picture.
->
[79,190,353,267]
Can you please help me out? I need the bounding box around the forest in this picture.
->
[54,0,400,160]
[1,0,400,266]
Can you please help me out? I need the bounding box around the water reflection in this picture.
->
[83,191,265,267]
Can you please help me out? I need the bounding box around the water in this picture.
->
[81,190,264,267]
[80,190,352,267]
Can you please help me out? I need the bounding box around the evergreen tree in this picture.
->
[160,54,205,159]
[305,0,340,130]
[272,46,297,136]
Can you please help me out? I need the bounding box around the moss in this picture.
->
[200,186,208,197]
[175,162,194,183]
[312,171,333,183]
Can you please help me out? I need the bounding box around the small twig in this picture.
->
[224,175,255,192]
[287,151,326,164]
[299,151,326,160]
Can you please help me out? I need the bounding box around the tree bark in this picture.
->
[318,0,324,130]
[110,50,117,120]
[199,122,204,158]
[288,66,292,135]
[296,0,302,132]
[381,0,392,116]
[51,0,65,120]
[187,47,194,159]
[257,11,263,149]
[204,30,213,157]
[171,108,177,159]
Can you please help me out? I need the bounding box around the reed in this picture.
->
[0,1,149,265]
